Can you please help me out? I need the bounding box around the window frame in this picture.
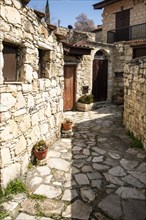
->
[133,45,146,59]
[3,43,19,82]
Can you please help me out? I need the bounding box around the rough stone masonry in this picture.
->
[124,57,146,150]
[0,0,64,187]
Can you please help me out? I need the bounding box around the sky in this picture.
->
[28,0,103,28]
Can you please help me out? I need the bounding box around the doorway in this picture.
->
[64,65,76,111]
[92,51,108,102]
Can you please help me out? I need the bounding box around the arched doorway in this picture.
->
[92,50,108,102]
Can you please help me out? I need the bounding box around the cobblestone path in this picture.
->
[2,105,146,220]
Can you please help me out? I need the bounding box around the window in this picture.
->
[133,46,146,58]
[38,49,45,78]
[3,44,18,82]
[115,9,130,42]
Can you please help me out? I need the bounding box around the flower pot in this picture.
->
[76,102,93,112]
[62,123,73,131]
[33,148,48,160]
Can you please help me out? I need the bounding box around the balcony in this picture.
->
[107,23,146,43]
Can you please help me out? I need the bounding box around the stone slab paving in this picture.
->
[1,105,146,220]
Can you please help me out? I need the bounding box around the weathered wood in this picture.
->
[64,65,76,111]
[92,59,108,102]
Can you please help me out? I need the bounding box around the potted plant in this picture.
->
[62,118,74,131]
[113,90,124,105]
[33,140,48,160]
[76,94,94,111]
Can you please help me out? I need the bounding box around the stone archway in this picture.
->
[92,47,113,102]
[92,50,108,102]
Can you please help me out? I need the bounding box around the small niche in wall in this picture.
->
[38,49,50,78]
[115,72,123,77]
[82,86,89,94]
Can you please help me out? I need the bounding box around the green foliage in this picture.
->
[128,131,143,149]
[0,188,4,198]
[64,118,73,123]
[78,94,94,104]
[35,204,45,217]
[29,193,47,200]
[0,179,27,208]
[0,206,8,219]
[4,179,27,196]
[33,139,48,152]
[0,189,11,205]
[28,162,34,170]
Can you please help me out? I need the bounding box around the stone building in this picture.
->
[0,0,94,187]
[124,57,146,149]
[93,0,146,43]
[93,0,146,96]
[59,27,114,106]
[0,0,145,187]
[93,0,146,148]
[0,0,66,187]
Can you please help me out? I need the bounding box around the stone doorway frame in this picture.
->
[91,47,113,102]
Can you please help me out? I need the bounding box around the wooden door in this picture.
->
[116,9,130,41]
[3,45,17,82]
[64,65,76,111]
[92,59,108,102]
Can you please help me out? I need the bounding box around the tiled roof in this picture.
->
[72,40,92,49]
[34,10,45,18]
[62,41,92,55]
[93,0,122,9]
[127,39,146,44]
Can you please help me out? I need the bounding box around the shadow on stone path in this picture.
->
[2,105,146,220]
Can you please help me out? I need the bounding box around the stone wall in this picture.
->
[58,27,95,43]
[113,42,133,96]
[124,57,146,150]
[76,55,92,99]
[101,0,146,42]
[0,0,64,187]
[90,43,114,101]
[64,54,92,100]
[60,27,94,99]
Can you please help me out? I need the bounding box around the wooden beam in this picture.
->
[34,10,45,18]
[69,47,91,55]
[21,0,31,6]
[47,24,57,31]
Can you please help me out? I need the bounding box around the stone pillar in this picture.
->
[107,60,113,101]
[19,43,36,83]
[0,35,4,84]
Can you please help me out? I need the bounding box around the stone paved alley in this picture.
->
[2,105,146,220]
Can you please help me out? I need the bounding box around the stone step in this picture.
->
[92,101,112,109]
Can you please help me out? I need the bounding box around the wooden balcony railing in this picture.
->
[107,23,146,43]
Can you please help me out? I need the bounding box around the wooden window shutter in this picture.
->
[38,49,46,78]
[3,45,18,82]
[133,47,146,58]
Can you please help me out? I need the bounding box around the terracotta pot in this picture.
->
[62,123,73,131]
[33,148,48,160]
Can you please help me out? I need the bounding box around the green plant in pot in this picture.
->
[77,94,94,111]
[33,140,48,160]
[62,118,74,131]
[78,94,94,104]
